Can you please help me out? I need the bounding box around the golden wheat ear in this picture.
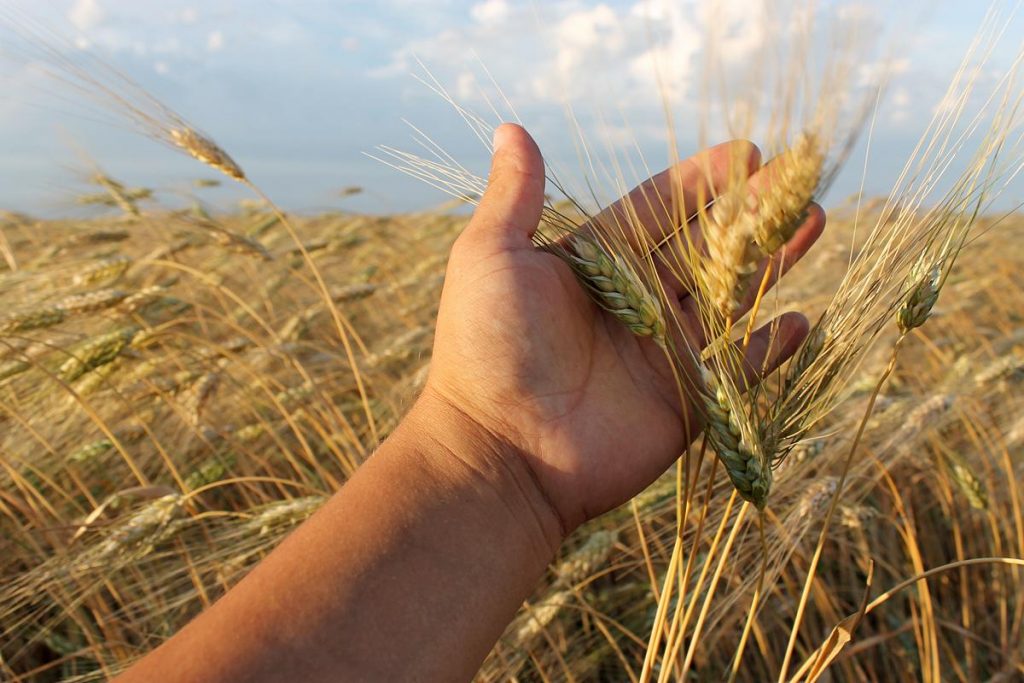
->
[752,133,826,255]
[169,128,246,181]
[692,132,825,319]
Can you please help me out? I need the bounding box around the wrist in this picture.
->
[394,387,566,560]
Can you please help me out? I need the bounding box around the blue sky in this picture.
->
[0,0,1021,216]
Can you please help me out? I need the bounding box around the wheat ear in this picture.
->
[58,326,140,382]
[700,133,824,317]
[57,288,130,313]
[753,133,824,255]
[568,235,666,345]
[700,191,762,316]
[0,308,66,334]
[941,448,988,510]
[72,256,132,286]
[699,365,772,508]
[93,174,142,216]
[170,127,246,181]
[898,265,941,333]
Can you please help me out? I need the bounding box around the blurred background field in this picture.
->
[0,190,1021,680]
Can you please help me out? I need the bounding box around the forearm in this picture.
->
[118,393,563,683]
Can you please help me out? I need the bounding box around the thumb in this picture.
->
[463,123,545,251]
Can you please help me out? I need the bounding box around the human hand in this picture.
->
[116,125,825,683]
[418,123,825,546]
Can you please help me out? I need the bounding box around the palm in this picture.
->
[428,126,822,531]
[433,245,693,526]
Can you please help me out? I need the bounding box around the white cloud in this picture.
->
[377,1,699,109]
[626,0,701,103]
[371,0,926,177]
[470,0,510,25]
[857,58,909,89]
[68,0,104,31]
[207,30,224,52]
[837,2,877,22]
[456,71,478,100]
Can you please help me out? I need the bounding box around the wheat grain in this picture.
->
[246,496,325,537]
[331,283,378,302]
[695,134,824,317]
[837,503,877,530]
[182,370,222,427]
[64,229,130,246]
[512,590,573,647]
[183,454,235,491]
[274,382,314,410]
[973,352,1024,385]
[794,476,838,519]
[700,190,762,316]
[119,285,169,313]
[92,174,143,216]
[88,494,187,567]
[235,423,267,443]
[0,358,29,382]
[73,356,126,394]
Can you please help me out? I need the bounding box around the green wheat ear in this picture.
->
[898,265,941,333]
[700,365,772,509]
[567,234,667,345]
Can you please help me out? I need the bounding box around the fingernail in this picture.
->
[492,124,511,153]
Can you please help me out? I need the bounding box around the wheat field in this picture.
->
[0,193,1021,680]
[2,1,1024,681]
